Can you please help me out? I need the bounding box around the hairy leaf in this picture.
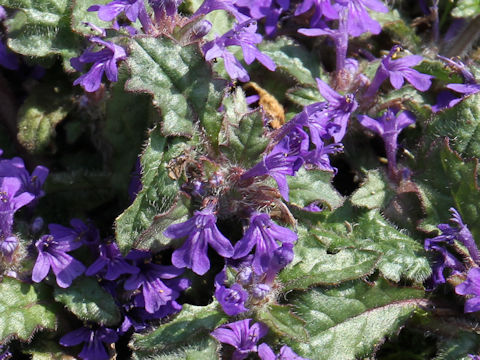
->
[351,169,395,209]
[317,208,431,282]
[132,301,227,352]
[371,9,421,52]
[415,139,480,240]
[115,127,187,254]
[289,279,426,359]
[17,75,74,153]
[1,0,81,67]
[434,331,480,360]
[125,36,225,143]
[288,168,344,210]
[133,338,219,360]
[26,339,76,360]
[279,226,380,291]
[286,86,319,107]
[219,87,269,167]
[452,0,480,17]
[54,277,121,326]
[255,304,308,342]
[71,0,110,36]
[258,37,324,85]
[426,93,480,159]
[0,278,56,343]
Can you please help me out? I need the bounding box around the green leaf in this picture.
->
[317,208,431,282]
[133,338,219,360]
[115,127,187,254]
[132,196,190,253]
[26,339,76,360]
[125,36,225,144]
[351,169,395,209]
[279,226,380,291]
[289,279,426,359]
[54,277,121,326]
[132,301,227,352]
[414,59,463,84]
[286,86,319,107]
[452,0,480,17]
[17,75,74,153]
[0,278,56,343]
[352,210,431,282]
[434,332,480,360]
[1,0,81,67]
[258,37,324,85]
[219,87,270,167]
[287,168,344,210]
[426,93,480,159]
[256,304,308,342]
[71,0,110,36]
[371,10,421,52]
[415,139,480,240]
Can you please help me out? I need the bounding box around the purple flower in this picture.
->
[308,78,358,143]
[233,212,297,274]
[88,0,152,33]
[214,270,248,316]
[32,234,86,288]
[258,343,309,359]
[234,0,289,36]
[426,244,464,289]
[0,177,35,228]
[211,319,269,360]
[295,0,338,26]
[364,46,433,98]
[334,0,388,37]
[0,40,19,70]
[357,109,415,178]
[456,267,480,313]
[150,0,182,16]
[241,137,302,201]
[446,83,480,96]
[194,0,249,23]
[0,157,49,201]
[469,355,480,360]
[0,177,35,257]
[60,326,118,360]
[86,242,139,280]
[48,218,100,249]
[425,208,480,264]
[0,6,6,21]
[302,141,343,172]
[202,20,275,82]
[124,250,185,313]
[433,57,480,111]
[164,206,234,275]
[0,236,17,260]
[71,37,127,92]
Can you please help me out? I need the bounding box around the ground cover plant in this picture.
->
[1,0,480,359]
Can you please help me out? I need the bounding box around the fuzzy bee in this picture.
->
[244,82,285,129]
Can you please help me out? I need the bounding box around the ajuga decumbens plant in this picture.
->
[1,0,480,359]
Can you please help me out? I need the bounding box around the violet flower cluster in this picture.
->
[241,78,353,201]
[433,56,480,112]
[211,318,307,360]
[424,208,480,315]
[0,151,48,261]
